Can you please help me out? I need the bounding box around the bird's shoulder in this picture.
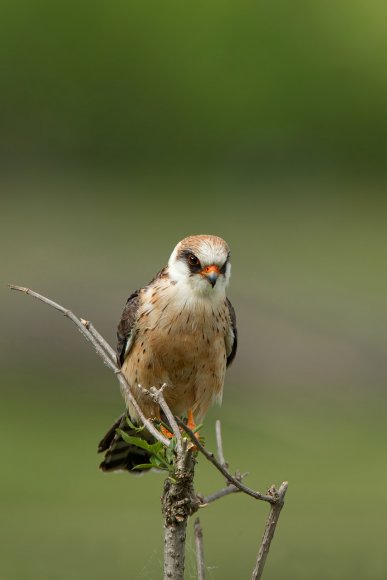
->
[117,289,140,366]
[225,297,238,367]
[147,266,169,286]
[116,267,169,366]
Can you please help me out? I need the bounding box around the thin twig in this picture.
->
[175,417,276,504]
[150,385,182,451]
[251,481,289,580]
[196,421,240,506]
[215,420,228,469]
[199,484,240,506]
[194,518,206,580]
[8,284,170,447]
[81,319,117,363]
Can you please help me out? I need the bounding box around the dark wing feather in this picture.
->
[226,297,238,367]
[116,269,168,366]
[117,290,140,366]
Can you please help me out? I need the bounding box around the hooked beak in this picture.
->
[201,264,220,288]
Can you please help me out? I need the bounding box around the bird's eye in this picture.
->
[188,254,200,267]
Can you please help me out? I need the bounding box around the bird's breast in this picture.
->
[146,302,227,378]
[123,290,229,419]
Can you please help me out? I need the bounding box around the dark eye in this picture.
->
[188,254,200,267]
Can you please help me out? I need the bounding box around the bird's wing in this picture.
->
[225,298,238,367]
[116,269,168,366]
[117,290,141,366]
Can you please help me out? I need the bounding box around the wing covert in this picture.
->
[117,290,140,367]
[225,297,237,367]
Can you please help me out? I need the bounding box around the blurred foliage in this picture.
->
[1,1,387,578]
[1,0,387,171]
[1,377,387,580]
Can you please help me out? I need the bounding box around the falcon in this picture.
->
[98,234,237,472]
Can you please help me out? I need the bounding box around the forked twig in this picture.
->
[199,420,240,505]
[81,318,117,362]
[175,416,278,504]
[251,481,288,579]
[150,385,182,451]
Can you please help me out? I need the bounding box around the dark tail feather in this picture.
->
[98,413,151,473]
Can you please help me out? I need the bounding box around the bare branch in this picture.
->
[199,484,240,506]
[175,417,276,504]
[81,318,117,363]
[199,420,243,506]
[8,284,170,448]
[194,518,206,580]
[150,385,182,451]
[215,420,228,469]
[251,481,289,580]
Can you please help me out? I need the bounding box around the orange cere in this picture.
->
[200,264,221,275]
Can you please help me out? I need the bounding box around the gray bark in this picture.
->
[162,439,198,580]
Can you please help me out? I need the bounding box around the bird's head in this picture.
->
[168,235,231,298]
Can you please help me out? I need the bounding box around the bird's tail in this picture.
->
[98,413,152,473]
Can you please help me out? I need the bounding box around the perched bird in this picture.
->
[98,234,237,472]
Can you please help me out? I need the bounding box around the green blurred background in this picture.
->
[1,1,387,578]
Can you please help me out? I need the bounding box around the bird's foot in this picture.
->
[187,409,200,441]
[187,408,196,431]
[160,425,175,439]
[158,410,200,442]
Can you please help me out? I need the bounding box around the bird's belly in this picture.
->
[124,326,226,421]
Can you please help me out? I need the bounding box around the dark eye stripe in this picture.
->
[178,248,230,275]
[178,249,202,273]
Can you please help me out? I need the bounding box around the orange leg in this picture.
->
[159,410,199,441]
[160,425,174,439]
[187,408,196,431]
[187,409,200,441]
